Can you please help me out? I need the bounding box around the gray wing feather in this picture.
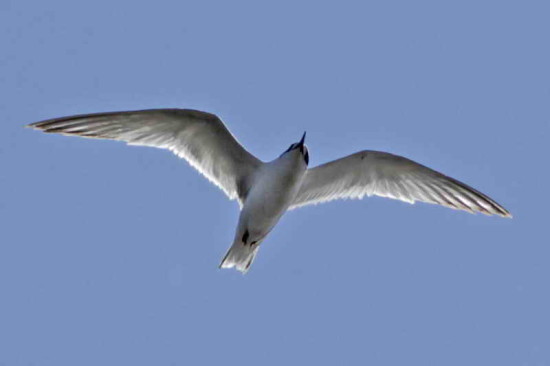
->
[290,151,511,217]
[28,109,261,204]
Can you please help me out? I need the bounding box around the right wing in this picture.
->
[290,150,511,217]
[28,109,262,204]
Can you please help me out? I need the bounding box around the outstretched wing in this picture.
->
[28,109,262,204]
[290,150,511,217]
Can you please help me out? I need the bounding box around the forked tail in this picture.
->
[219,241,262,274]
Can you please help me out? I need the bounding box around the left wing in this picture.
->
[28,109,262,205]
[289,150,511,217]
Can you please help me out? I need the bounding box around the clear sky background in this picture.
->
[1,1,548,365]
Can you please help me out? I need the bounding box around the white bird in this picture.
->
[28,108,511,273]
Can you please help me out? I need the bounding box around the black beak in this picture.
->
[298,131,306,148]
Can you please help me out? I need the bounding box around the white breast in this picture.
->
[237,150,307,241]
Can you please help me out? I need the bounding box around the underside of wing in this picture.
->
[290,150,511,217]
[28,109,262,204]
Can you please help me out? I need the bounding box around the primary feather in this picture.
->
[28,109,261,205]
[290,151,511,217]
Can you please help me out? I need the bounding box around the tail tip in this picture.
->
[218,245,259,274]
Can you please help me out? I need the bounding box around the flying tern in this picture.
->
[28,108,511,273]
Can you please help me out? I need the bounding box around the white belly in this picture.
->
[235,152,306,243]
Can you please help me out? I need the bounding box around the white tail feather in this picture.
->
[219,242,261,274]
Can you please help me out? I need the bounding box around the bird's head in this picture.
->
[280,131,309,165]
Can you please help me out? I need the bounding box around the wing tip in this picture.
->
[473,205,512,218]
[485,200,512,219]
[26,119,59,132]
[26,122,42,130]
[461,203,512,218]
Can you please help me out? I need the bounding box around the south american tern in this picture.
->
[28,109,511,273]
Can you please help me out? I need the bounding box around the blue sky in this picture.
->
[1,0,548,365]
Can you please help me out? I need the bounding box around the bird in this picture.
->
[28,108,511,273]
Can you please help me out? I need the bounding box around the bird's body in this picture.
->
[222,146,308,271]
[28,108,511,273]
